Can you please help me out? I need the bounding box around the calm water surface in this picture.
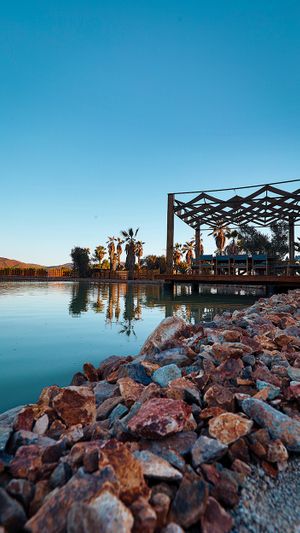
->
[0,281,261,412]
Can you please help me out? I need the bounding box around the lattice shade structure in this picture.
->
[166,181,300,273]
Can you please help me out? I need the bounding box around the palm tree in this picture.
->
[93,245,106,267]
[173,243,183,273]
[209,225,228,254]
[225,230,239,255]
[182,240,195,267]
[106,236,116,271]
[116,238,124,269]
[135,240,145,271]
[120,228,139,280]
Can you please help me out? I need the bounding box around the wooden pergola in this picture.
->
[166,180,300,274]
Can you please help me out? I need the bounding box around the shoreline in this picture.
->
[0,290,300,531]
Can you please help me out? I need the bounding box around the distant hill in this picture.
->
[0,257,72,270]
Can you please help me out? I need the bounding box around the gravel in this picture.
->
[231,458,300,533]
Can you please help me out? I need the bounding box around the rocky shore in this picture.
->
[1,290,300,532]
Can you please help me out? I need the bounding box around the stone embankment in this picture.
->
[1,291,300,532]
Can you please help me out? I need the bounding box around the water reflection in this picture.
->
[68,282,263,336]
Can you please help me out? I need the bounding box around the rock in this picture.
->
[267,439,288,463]
[33,414,49,435]
[118,378,144,407]
[242,398,300,451]
[9,430,55,453]
[287,365,300,381]
[150,493,170,529]
[25,466,119,533]
[13,405,36,432]
[209,413,253,445]
[96,396,122,420]
[128,398,193,439]
[288,381,300,399]
[67,491,134,533]
[200,407,226,420]
[52,387,96,427]
[83,362,98,382]
[134,450,183,481]
[50,461,73,488]
[38,385,61,408]
[209,467,240,507]
[70,372,87,386]
[6,478,35,509]
[0,488,27,532]
[162,524,184,533]
[204,385,234,411]
[142,431,197,456]
[93,381,119,405]
[152,365,182,388]
[98,355,133,380]
[256,380,280,400]
[169,470,208,528]
[130,497,157,533]
[211,342,252,361]
[101,440,150,504]
[231,458,252,477]
[167,377,201,404]
[191,436,228,467]
[29,480,50,516]
[0,427,12,453]
[126,362,153,385]
[108,404,128,425]
[201,496,233,533]
[140,316,187,356]
[9,445,44,481]
[145,348,191,368]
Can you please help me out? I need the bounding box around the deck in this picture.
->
[157,273,300,288]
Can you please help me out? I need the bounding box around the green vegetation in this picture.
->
[70,247,91,278]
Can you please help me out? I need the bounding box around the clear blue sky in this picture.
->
[1,0,300,264]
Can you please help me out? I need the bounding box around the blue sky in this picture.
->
[1,0,300,264]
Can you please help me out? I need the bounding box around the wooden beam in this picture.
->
[166,193,175,274]
[289,216,295,261]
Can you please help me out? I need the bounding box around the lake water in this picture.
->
[0,281,261,412]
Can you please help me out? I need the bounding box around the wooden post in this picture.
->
[289,216,295,262]
[166,193,175,274]
[195,225,201,274]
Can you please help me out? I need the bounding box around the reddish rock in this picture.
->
[83,362,99,382]
[222,330,242,342]
[150,492,170,529]
[252,365,282,387]
[118,377,144,407]
[13,406,35,431]
[228,438,250,463]
[212,342,252,362]
[101,440,150,505]
[140,360,160,375]
[98,355,133,380]
[267,439,288,463]
[130,497,157,533]
[201,496,233,533]
[25,466,119,533]
[166,377,200,404]
[139,383,163,403]
[29,480,50,516]
[210,467,240,507]
[6,478,35,509]
[200,407,226,420]
[209,413,253,445]
[231,458,252,477]
[38,386,61,408]
[128,398,194,439]
[169,470,208,528]
[134,450,182,481]
[247,428,270,458]
[139,316,188,356]
[9,445,43,481]
[213,358,244,383]
[204,385,235,411]
[52,387,96,428]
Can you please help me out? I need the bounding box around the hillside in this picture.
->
[0,257,72,270]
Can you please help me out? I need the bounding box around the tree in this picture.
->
[173,243,182,273]
[142,255,166,273]
[93,245,106,267]
[70,247,90,278]
[182,240,195,267]
[135,240,145,271]
[209,225,228,254]
[107,237,116,271]
[120,228,139,280]
[116,238,124,269]
[237,222,288,259]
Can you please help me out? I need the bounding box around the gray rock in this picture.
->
[134,450,183,481]
[93,381,119,406]
[256,380,281,400]
[50,462,73,489]
[287,366,300,382]
[0,487,27,532]
[125,362,152,385]
[152,364,182,388]
[242,398,300,452]
[146,348,190,367]
[191,436,228,467]
[108,404,128,425]
[6,479,35,509]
